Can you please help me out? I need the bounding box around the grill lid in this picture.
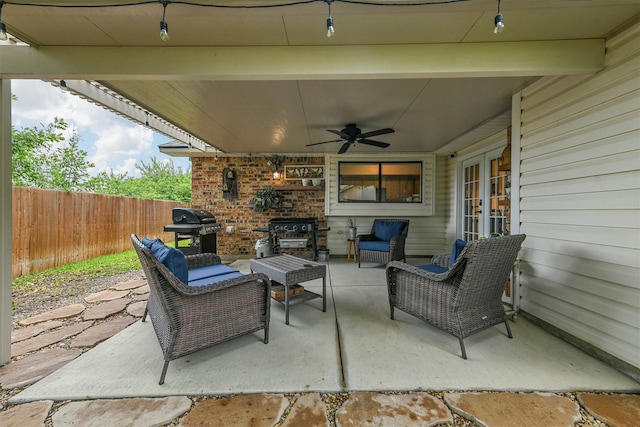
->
[172,208,216,224]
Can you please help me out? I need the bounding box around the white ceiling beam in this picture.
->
[1,40,605,80]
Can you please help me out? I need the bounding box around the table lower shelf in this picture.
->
[272,289,321,306]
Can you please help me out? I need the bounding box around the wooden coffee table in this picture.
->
[249,254,326,325]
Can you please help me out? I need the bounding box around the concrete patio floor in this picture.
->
[10,257,638,405]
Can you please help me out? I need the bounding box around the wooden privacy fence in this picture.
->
[12,187,181,278]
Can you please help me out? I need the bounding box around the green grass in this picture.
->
[12,249,141,296]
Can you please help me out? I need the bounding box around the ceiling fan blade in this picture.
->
[338,142,352,154]
[327,129,353,140]
[305,139,343,147]
[359,139,390,148]
[358,128,395,139]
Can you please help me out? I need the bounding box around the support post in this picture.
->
[0,78,12,364]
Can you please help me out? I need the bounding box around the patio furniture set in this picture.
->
[131,223,526,384]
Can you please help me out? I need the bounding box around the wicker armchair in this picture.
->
[131,234,271,384]
[386,234,526,359]
[356,219,409,267]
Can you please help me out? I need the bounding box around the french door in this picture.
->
[460,146,512,303]
[460,147,510,241]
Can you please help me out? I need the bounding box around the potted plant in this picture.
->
[346,217,357,240]
[251,187,283,212]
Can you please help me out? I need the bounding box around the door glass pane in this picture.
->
[463,163,480,241]
[488,157,510,235]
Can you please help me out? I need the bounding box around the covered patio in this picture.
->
[1,0,639,409]
[11,258,637,404]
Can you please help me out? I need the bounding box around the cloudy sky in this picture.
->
[11,79,190,178]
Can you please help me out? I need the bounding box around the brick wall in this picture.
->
[191,155,326,257]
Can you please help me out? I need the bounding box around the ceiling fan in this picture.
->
[306,123,395,154]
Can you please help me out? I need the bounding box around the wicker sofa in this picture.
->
[386,234,526,359]
[131,234,271,384]
[356,219,409,267]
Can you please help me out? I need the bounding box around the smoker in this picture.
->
[163,208,220,255]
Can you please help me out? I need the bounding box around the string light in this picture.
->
[0,1,7,41]
[326,0,334,38]
[0,1,501,42]
[59,80,68,92]
[159,0,169,41]
[494,0,504,34]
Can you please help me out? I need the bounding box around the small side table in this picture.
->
[347,239,357,263]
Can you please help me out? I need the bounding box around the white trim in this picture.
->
[50,80,215,153]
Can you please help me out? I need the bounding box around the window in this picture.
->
[338,162,422,203]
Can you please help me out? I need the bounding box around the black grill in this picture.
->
[164,208,220,255]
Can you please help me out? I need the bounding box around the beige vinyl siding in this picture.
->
[325,154,450,257]
[517,22,640,369]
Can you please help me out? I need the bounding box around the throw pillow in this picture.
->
[141,237,161,248]
[449,239,468,267]
[149,240,189,283]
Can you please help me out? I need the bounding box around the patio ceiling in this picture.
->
[1,0,639,155]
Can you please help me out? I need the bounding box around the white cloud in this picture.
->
[11,79,190,178]
[91,125,154,176]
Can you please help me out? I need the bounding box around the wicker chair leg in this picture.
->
[142,305,148,322]
[264,328,269,344]
[390,306,395,320]
[159,361,170,385]
[504,320,513,338]
[459,338,467,360]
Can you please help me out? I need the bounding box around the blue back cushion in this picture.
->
[148,239,189,284]
[450,239,468,267]
[374,221,405,241]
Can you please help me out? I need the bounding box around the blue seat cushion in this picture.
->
[188,264,240,282]
[450,239,468,267]
[148,239,189,284]
[359,240,391,252]
[417,264,448,274]
[374,221,405,241]
[188,271,244,287]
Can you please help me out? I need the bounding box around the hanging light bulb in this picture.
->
[326,0,335,38]
[145,112,150,127]
[494,0,505,34]
[159,0,170,41]
[59,80,68,92]
[327,17,335,38]
[0,1,8,42]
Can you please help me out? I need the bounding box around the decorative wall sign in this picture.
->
[222,168,238,199]
[284,165,324,180]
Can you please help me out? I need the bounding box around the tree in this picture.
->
[12,118,95,192]
[12,114,190,202]
[133,157,191,203]
[87,157,191,203]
